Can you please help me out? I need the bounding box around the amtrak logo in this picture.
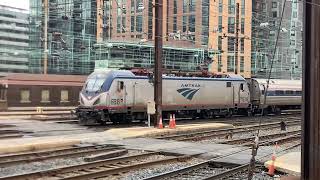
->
[177,88,200,100]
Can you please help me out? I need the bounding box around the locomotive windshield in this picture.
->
[84,74,107,92]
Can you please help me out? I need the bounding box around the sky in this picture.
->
[0,0,29,10]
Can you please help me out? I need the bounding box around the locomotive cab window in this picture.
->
[117,81,124,91]
[240,83,244,91]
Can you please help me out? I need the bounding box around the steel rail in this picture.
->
[157,120,300,141]
[221,129,301,145]
[202,164,249,180]
[0,134,23,139]
[0,152,159,180]
[179,121,301,141]
[0,145,123,167]
[201,142,301,180]
[61,155,193,180]
[144,141,301,180]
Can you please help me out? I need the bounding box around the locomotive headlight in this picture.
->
[93,98,100,105]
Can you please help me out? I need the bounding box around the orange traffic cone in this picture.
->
[169,114,175,129]
[267,150,276,176]
[173,114,176,127]
[158,116,163,129]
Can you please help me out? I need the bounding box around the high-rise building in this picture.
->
[95,0,252,77]
[30,0,252,77]
[251,0,302,79]
[0,5,29,75]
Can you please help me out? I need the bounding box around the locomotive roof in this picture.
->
[0,73,87,86]
[91,70,245,81]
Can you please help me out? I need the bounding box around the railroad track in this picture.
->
[221,129,301,145]
[156,119,300,141]
[0,129,31,139]
[0,152,193,180]
[144,142,301,180]
[0,144,124,167]
[213,114,301,126]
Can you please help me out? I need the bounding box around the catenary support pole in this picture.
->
[302,0,320,179]
[43,0,48,74]
[154,0,163,127]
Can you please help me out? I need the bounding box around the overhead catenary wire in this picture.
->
[247,0,289,178]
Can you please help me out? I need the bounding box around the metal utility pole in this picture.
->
[43,0,48,74]
[303,0,320,179]
[234,3,240,74]
[154,0,163,127]
[96,0,103,43]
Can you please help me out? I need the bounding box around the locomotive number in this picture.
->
[111,98,124,105]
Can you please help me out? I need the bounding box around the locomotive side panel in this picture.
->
[163,79,235,109]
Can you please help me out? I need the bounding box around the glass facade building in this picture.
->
[251,0,302,79]
[0,5,29,74]
[29,0,97,74]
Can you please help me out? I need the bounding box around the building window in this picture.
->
[136,0,143,13]
[228,0,235,14]
[61,90,69,102]
[136,15,143,32]
[272,2,277,8]
[262,3,266,12]
[240,56,244,72]
[227,56,235,72]
[173,16,177,33]
[41,90,50,102]
[131,0,135,14]
[189,0,196,12]
[241,0,245,15]
[218,36,222,50]
[241,18,245,34]
[183,16,187,32]
[218,55,222,72]
[219,0,223,13]
[272,11,277,18]
[218,16,223,32]
[228,17,235,33]
[189,15,195,32]
[174,0,178,14]
[228,37,235,52]
[183,0,188,13]
[117,16,121,33]
[0,86,6,100]
[131,16,135,32]
[122,17,126,33]
[293,11,297,18]
[201,0,209,45]
[20,90,30,103]
[240,38,244,53]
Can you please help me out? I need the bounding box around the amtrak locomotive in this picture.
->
[75,70,302,125]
